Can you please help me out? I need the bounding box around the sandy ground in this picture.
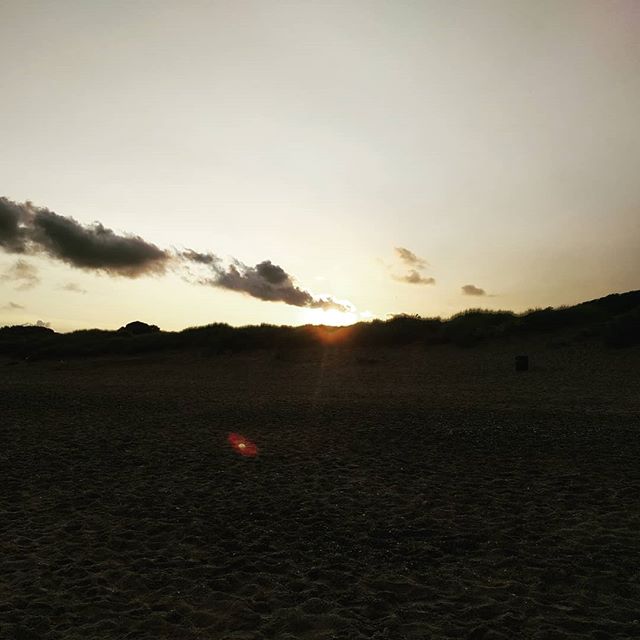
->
[1,341,639,639]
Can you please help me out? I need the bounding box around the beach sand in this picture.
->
[1,341,639,639]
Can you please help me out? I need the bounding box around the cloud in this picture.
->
[0,198,169,276]
[395,247,428,269]
[0,197,352,311]
[194,258,349,311]
[61,282,87,294]
[1,301,24,310]
[391,246,434,285]
[1,259,40,290]
[36,320,51,328]
[179,249,220,265]
[29,208,169,276]
[394,270,436,285]
[462,284,486,296]
[0,197,30,253]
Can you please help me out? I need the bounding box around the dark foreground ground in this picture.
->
[1,340,639,639]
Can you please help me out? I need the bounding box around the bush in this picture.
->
[443,309,517,346]
[1,289,639,359]
[518,304,608,333]
[603,307,640,348]
[349,315,443,347]
[117,321,160,335]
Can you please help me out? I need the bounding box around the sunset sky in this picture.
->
[1,0,639,332]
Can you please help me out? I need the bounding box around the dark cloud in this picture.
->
[179,249,220,266]
[0,197,353,311]
[0,198,169,276]
[1,259,40,290]
[2,301,24,310]
[255,260,289,285]
[196,258,349,311]
[30,208,169,276]
[394,270,436,285]
[0,197,29,252]
[462,284,486,296]
[395,247,428,269]
[61,282,87,294]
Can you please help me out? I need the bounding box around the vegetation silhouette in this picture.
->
[1,290,639,361]
[117,320,160,335]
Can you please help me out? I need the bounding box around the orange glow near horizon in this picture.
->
[306,323,354,345]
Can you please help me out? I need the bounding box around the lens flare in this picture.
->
[228,432,258,457]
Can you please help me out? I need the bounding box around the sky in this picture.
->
[1,0,639,332]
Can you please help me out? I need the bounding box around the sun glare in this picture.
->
[301,308,358,327]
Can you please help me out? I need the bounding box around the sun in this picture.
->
[300,308,358,327]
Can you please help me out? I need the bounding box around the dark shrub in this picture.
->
[518,304,609,334]
[1,289,638,359]
[0,324,55,337]
[443,309,517,346]
[117,321,161,335]
[603,307,640,348]
[352,315,443,347]
[582,290,640,316]
[0,324,57,358]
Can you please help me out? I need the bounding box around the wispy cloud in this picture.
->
[1,301,24,310]
[461,284,486,296]
[1,259,40,290]
[179,249,220,266]
[61,282,87,294]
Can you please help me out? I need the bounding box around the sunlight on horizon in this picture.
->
[300,308,361,327]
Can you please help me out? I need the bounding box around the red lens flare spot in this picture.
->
[228,432,258,457]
